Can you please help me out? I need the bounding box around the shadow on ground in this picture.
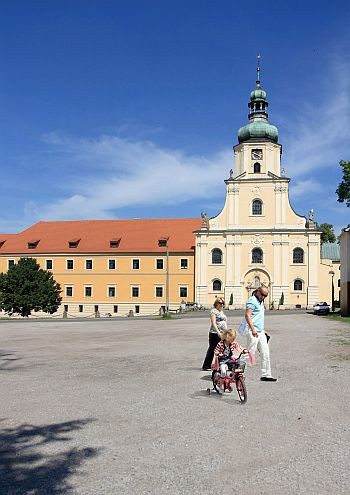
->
[0,418,100,494]
[0,351,21,372]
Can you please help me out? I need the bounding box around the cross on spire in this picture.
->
[256,53,261,87]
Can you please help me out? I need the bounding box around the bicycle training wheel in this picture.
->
[212,370,222,394]
[235,376,247,403]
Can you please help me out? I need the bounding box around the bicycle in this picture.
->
[207,351,248,403]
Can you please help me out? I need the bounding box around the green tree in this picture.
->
[336,160,350,207]
[316,223,337,244]
[0,257,62,317]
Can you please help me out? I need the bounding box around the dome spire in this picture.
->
[237,56,279,144]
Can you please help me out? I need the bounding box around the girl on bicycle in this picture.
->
[212,329,247,394]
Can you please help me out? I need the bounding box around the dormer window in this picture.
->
[158,237,169,248]
[69,238,80,248]
[28,239,40,249]
[110,238,121,248]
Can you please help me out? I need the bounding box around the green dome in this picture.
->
[238,119,278,143]
[250,88,267,101]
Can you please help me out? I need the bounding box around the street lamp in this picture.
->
[329,270,335,313]
[159,237,169,316]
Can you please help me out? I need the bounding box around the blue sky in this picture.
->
[1,0,350,235]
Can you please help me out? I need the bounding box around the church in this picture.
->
[0,64,340,316]
[194,63,339,310]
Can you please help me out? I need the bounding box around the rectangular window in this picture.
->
[46,259,53,270]
[8,260,15,269]
[65,286,73,297]
[180,258,188,270]
[94,305,99,312]
[156,259,164,270]
[179,286,188,298]
[79,305,83,313]
[132,286,139,298]
[132,259,140,270]
[108,286,116,297]
[135,305,140,314]
[66,259,74,270]
[113,305,118,313]
[64,304,68,312]
[85,259,93,270]
[85,286,92,297]
[155,286,163,297]
[108,259,116,270]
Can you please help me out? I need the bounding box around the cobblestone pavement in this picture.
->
[0,313,349,494]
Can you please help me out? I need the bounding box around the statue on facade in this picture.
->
[308,208,314,222]
[281,167,286,177]
[229,168,233,179]
[201,211,210,229]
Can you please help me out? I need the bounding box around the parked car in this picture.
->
[313,302,330,315]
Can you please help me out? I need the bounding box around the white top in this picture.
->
[209,308,227,334]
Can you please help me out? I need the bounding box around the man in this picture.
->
[245,286,277,382]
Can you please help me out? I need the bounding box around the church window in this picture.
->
[294,279,303,291]
[254,162,261,173]
[212,249,223,264]
[212,279,222,291]
[252,248,263,264]
[293,248,304,264]
[252,199,262,215]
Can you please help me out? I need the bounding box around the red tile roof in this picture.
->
[0,219,201,254]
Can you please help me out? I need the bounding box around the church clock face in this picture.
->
[251,149,263,160]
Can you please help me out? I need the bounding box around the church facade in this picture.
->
[194,68,339,310]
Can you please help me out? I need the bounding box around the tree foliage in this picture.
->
[0,258,62,317]
[336,160,350,207]
[316,223,337,244]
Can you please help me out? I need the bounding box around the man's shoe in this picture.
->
[260,376,277,382]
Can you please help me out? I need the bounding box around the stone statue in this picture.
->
[309,208,314,222]
[229,168,233,178]
[201,211,209,229]
[281,167,285,176]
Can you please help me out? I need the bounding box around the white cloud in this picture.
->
[289,179,324,199]
[282,55,350,178]
[29,134,232,221]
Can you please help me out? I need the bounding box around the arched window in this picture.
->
[294,279,303,291]
[293,248,304,264]
[213,279,222,291]
[252,199,262,215]
[252,248,263,264]
[254,162,261,173]
[212,248,223,264]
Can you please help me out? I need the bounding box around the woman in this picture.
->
[202,298,227,371]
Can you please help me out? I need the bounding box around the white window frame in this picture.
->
[180,258,189,270]
[85,259,93,270]
[155,285,164,298]
[156,258,164,270]
[131,285,140,298]
[84,285,93,298]
[45,259,53,270]
[107,285,116,298]
[179,286,188,298]
[66,259,74,270]
[65,285,74,297]
[132,259,140,270]
[108,258,116,270]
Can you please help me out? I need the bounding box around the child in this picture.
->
[212,328,247,394]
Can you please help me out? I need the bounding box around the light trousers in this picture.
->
[246,329,272,378]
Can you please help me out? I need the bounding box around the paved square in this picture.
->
[1,313,349,494]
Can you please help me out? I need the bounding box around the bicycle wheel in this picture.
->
[235,376,247,403]
[212,370,222,394]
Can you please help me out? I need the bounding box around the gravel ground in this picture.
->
[0,313,349,494]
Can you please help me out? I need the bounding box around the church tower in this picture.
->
[195,57,321,309]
